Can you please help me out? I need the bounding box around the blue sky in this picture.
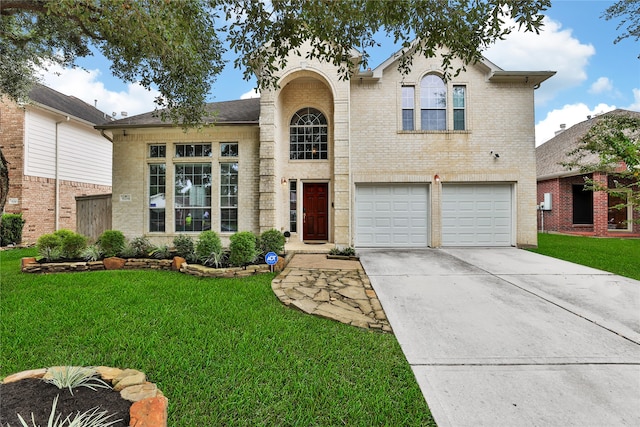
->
[39,0,639,146]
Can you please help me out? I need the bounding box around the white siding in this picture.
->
[24,109,112,186]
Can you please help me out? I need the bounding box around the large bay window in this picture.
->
[289,108,328,160]
[420,75,447,130]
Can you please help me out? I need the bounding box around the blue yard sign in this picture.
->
[265,251,278,266]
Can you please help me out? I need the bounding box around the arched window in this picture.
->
[420,75,447,130]
[289,108,328,160]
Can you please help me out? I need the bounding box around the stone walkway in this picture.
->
[271,254,392,333]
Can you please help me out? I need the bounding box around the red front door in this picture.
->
[303,183,328,241]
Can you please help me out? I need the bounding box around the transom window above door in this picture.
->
[290,107,328,160]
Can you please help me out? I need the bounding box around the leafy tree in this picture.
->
[564,112,640,224]
[0,0,551,214]
[603,0,640,58]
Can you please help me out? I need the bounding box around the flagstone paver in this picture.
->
[272,254,392,332]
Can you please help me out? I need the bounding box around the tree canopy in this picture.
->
[1,0,552,126]
[603,0,640,58]
[564,113,640,222]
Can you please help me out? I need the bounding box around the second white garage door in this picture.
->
[442,184,512,246]
[355,184,429,247]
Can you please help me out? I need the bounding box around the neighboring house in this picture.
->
[0,84,113,243]
[97,43,554,248]
[536,109,640,237]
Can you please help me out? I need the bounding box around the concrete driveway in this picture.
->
[359,248,640,427]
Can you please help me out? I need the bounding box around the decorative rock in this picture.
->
[113,369,146,391]
[172,256,186,271]
[103,257,126,270]
[2,368,47,384]
[274,257,286,272]
[21,257,36,269]
[120,382,160,402]
[130,396,168,427]
[95,366,124,381]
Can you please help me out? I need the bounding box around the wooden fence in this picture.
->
[76,194,112,242]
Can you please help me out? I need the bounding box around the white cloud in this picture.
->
[37,63,160,118]
[626,88,640,111]
[240,88,260,99]
[535,102,616,146]
[589,77,613,94]
[483,17,595,105]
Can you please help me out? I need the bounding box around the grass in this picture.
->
[0,248,435,426]
[529,233,640,280]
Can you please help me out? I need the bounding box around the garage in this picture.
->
[355,184,429,247]
[441,184,512,246]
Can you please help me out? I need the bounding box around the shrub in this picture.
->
[329,246,356,257]
[98,230,126,258]
[229,231,258,267]
[150,244,172,260]
[258,229,285,255]
[196,230,223,267]
[173,234,196,262]
[1,213,25,246]
[36,233,63,261]
[81,244,103,262]
[128,236,154,257]
[55,229,87,259]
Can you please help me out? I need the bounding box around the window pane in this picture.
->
[289,180,297,233]
[221,142,238,157]
[149,145,166,158]
[402,109,414,131]
[608,192,628,229]
[454,109,465,131]
[149,163,166,232]
[175,163,211,232]
[289,108,328,160]
[453,86,465,108]
[420,75,446,109]
[220,163,238,232]
[174,143,212,158]
[572,184,593,224]
[421,110,446,131]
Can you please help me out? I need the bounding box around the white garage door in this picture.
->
[355,184,429,247]
[442,184,512,246]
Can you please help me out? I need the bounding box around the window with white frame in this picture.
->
[149,164,166,232]
[220,163,238,232]
[402,86,415,131]
[453,85,466,130]
[420,75,447,130]
[175,163,212,232]
[289,108,328,160]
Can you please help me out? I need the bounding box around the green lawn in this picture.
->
[529,233,640,280]
[0,248,434,426]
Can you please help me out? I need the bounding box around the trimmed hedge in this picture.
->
[1,213,25,246]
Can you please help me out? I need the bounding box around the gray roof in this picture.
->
[28,84,111,124]
[536,109,640,180]
[96,98,260,129]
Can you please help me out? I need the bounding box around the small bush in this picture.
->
[196,230,223,267]
[128,236,154,257]
[150,244,172,260]
[81,244,103,262]
[173,234,196,262]
[258,229,285,255]
[55,229,87,259]
[36,233,63,261]
[98,230,126,258]
[329,246,356,257]
[229,231,258,267]
[1,213,25,246]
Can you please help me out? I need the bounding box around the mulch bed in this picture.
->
[0,378,131,426]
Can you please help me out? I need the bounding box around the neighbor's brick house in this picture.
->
[1,84,113,243]
[97,43,554,248]
[536,109,640,237]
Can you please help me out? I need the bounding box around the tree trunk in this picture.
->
[0,147,9,217]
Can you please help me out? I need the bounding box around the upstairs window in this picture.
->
[149,144,166,158]
[453,85,466,130]
[175,143,212,158]
[221,142,238,157]
[420,75,447,130]
[402,86,415,131]
[290,108,328,160]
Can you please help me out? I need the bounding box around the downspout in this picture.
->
[54,116,70,231]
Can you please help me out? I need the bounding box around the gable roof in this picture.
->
[96,98,261,129]
[28,84,111,125]
[536,109,640,180]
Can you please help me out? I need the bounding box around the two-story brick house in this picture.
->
[97,43,554,248]
[1,84,113,243]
